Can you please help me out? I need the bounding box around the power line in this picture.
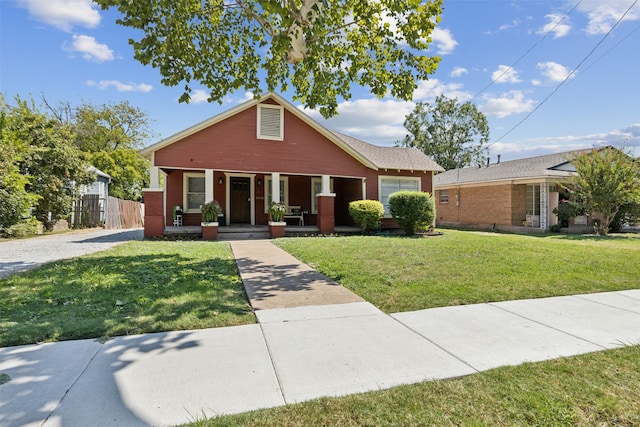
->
[488,0,639,148]
[471,0,584,101]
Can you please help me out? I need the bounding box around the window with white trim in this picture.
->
[184,173,205,213]
[526,184,540,216]
[264,176,289,212]
[439,190,449,204]
[257,104,284,140]
[379,176,421,215]
[311,177,334,214]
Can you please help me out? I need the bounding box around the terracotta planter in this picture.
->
[268,221,286,239]
[201,222,219,240]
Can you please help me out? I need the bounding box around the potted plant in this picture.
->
[201,200,222,223]
[268,202,287,238]
[201,200,222,240]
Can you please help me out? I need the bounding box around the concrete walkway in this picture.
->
[1,240,639,427]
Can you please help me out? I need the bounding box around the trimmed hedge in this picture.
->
[348,200,384,232]
[389,191,435,236]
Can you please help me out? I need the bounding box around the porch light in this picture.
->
[218,177,224,185]
[257,178,262,186]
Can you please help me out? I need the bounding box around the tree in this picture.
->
[95,0,443,117]
[2,97,94,229]
[400,95,490,170]
[72,101,151,200]
[562,147,640,235]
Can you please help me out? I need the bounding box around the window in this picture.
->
[526,184,540,216]
[439,190,449,204]
[379,176,420,215]
[184,173,205,213]
[257,104,284,140]
[264,176,289,212]
[311,177,334,214]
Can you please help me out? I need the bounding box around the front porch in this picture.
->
[162,224,363,240]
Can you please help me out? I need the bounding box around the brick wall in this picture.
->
[436,184,525,227]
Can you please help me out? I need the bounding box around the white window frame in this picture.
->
[439,189,449,204]
[183,172,206,213]
[526,184,541,216]
[311,177,334,214]
[264,176,289,213]
[378,176,421,216]
[257,104,284,141]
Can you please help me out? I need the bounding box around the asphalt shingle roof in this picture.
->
[434,150,588,186]
[331,131,444,172]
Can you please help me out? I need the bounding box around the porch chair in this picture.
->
[173,206,183,227]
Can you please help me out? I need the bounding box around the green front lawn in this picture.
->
[194,345,640,426]
[276,230,640,313]
[0,241,255,347]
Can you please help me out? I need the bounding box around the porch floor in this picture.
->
[163,225,362,239]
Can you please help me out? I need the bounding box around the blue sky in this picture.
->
[1,0,639,161]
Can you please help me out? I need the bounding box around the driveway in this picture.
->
[0,228,144,279]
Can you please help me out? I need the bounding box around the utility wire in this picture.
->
[471,0,584,101]
[488,0,639,148]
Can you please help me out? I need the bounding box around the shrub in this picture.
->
[3,216,42,238]
[349,200,384,232]
[389,191,435,236]
[269,202,286,222]
[549,224,562,233]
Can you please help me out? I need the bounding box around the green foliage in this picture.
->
[552,199,586,225]
[401,95,490,170]
[71,101,152,201]
[549,224,562,233]
[94,0,443,118]
[388,191,435,235]
[562,148,640,235]
[1,96,92,229]
[269,202,286,222]
[348,200,384,232]
[201,200,222,222]
[610,200,640,233]
[4,217,42,238]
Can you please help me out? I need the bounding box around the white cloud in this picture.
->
[576,0,640,35]
[67,35,113,62]
[536,13,571,38]
[431,27,458,55]
[190,89,210,104]
[86,80,153,92]
[480,90,536,118]
[489,123,640,160]
[491,65,522,84]
[413,79,472,102]
[19,0,101,32]
[537,61,575,82]
[450,66,468,78]
[300,98,415,145]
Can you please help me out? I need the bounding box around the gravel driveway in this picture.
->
[0,228,144,278]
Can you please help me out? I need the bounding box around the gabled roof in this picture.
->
[434,149,589,187]
[140,93,443,172]
[331,131,444,172]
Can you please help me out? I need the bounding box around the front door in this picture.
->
[230,177,251,224]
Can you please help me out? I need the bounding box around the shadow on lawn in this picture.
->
[0,251,253,347]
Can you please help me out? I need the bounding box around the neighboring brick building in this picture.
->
[434,150,596,232]
[140,93,444,237]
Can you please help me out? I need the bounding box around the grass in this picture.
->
[275,230,640,313]
[189,345,640,426]
[0,240,255,347]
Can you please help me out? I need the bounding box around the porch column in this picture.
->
[142,188,164,237]
[549,190,559,226]
[271,172,280,203]
[540,184,549,230]
[149,166,160,189]
[361,178,367,200]
[317,174,336,234]
[205,169,214,202]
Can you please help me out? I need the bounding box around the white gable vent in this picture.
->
[257,104,284,140]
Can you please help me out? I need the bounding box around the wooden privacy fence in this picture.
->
[105,196,144,229]
[72,194,102,228]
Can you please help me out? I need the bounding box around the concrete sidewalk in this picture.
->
[1,240,639,427]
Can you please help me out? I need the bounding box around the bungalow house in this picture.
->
[141,93,443,237]
[433,150,595,232]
